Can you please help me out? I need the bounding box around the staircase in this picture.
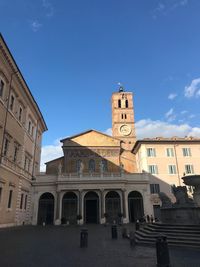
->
[135,223,200,248]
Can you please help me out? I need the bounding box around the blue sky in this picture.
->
[1,0,200,170]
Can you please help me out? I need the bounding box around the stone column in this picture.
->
[55,191,61,225]
[122,189,129,224]
[100,189,105,224]
[78,190,84,225]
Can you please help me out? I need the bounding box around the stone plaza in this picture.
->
[0,224,200,267]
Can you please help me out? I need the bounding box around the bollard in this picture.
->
[80,228,88,248]
[135,220,140,231]
[156,236,171,267]
[129,231,136,248]
[122,227,127,238]
[111,224,118,239]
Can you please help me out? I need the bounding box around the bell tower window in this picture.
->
[118,99,121,108]
[125,100,128,108]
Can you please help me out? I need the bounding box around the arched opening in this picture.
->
[118,99,121,108]
[128,191,144,222]
[125,99,128,108]
[105,191,121,223]
[89,159,95,172]
[37,193,54,225]
[62,192,77,224]
[84,191,99,223]
[102,159,108,172]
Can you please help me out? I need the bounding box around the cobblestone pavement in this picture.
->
[0,224,200,267]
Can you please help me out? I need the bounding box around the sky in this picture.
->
[1,0,200,171]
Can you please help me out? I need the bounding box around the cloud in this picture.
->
[42,0,54,17]
[168,93,177,100]
[135,119,200,139]
[165,108,176,122]
[104,128,112,136]
[31,20,42,32]
[181,110,188,115]
[152,0,189,18]
[40,139,63,172]
[184,77,200,98]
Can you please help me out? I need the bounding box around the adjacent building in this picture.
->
[0,34,47,227]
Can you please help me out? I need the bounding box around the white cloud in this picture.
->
[135,119,200,139]
[31,20,42,32]
[184,77,200,98]
[104,128,112,136]
[181,110,188,115]
[165,108,176,122]
[42,0,54,17]
[168,93,177,100]
[40,139,63,172]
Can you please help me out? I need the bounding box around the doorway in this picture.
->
[84,191,99,223]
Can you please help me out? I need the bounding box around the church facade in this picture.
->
[32,89,154,225]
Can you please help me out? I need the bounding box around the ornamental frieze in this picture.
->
[65,149,119,158]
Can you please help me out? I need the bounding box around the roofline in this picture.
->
[60,129,122,142]
[45,156,64,165]
[132,138,200,153]
[0,33,47,131]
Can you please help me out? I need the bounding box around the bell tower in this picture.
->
[111,85,137,173]
[112,85,136,150]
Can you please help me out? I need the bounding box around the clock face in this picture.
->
[119,124,131,136]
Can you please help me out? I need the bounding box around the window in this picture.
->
[182,148,191,157]
[121,114,123,119]
[150,184,160,194]
[125,114,127,119]
[118,99,121,108]
[3,138,9,156]
[147,148,156,157]
[76,159,82,172]
[13,145,18,162]
[18,106,23,122]
[148,165,158,174]
[102,159,108,172]
[0,80,4,98]
[24,155,31,172]
[24,195,27,210]
[20,194,24,209]
[185,164,194,174]
[125,99,128,108]
[9,95,15,111]
[168,165,177,174]
[89,159,95,172]
[8,190,13,208]
[166,148,174,157]
[28,121,31,134]
[0,187,2,203]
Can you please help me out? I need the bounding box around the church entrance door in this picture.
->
[37,193,54,225]
[62,192,77,224]
[128,191,144,222]
[84,192,99,223]
[105,191,121,224]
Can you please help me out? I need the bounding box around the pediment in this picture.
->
[61,129,121,147]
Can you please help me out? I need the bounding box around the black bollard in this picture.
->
[135,220,140,231]
[156,236,171,267]
[111,224,118,239]
[80,228,88,248]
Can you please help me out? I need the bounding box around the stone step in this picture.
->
[144,226,200,235]
[136,230,200,242]
[141,228,200,238]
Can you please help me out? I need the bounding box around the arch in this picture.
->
[37,192,54,225]
[128,191,144,222]
[62,192,78,224]
[118,99,121,108]
[89,159,95,172]
[105,191,121,223]
[84,191,99,223]
[125,99,128,108]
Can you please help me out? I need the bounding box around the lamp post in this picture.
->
[174,142,181,186]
